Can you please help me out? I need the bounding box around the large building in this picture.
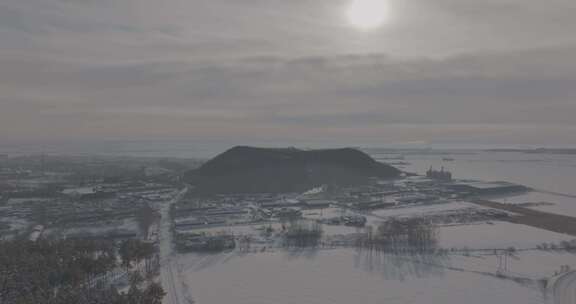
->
[426,167,453,181]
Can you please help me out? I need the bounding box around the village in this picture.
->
[2,152,576,304]
[1,153,529,253]
[170,166,526,252]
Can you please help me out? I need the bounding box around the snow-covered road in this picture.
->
[160,188,189,304]
[554,271,576,304]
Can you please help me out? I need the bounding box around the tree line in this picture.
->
[0,238,165,304]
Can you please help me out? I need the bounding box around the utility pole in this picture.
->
[496,250,510,273]
[40,146,46,177]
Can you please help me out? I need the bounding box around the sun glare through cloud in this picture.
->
[346,0,390,30]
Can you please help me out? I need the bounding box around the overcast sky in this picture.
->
[1,0,576,146]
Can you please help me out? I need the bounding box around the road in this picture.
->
[159,187,189,304]
[470,199,576,237]
[553,271,576,304]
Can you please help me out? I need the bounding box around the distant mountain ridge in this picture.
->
[185,146,400,194]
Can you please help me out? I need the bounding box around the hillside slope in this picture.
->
[185,146,400,194]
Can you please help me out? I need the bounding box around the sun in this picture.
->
[346,0,390,30]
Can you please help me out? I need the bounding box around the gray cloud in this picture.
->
[1,0,575,145]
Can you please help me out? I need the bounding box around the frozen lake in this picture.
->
[386,150,576,196]
[373,150,576,217]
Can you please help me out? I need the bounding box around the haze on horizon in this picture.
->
[2,0,576,146]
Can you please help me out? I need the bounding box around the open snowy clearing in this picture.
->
[178,249,545,304]
[438,221,573,249]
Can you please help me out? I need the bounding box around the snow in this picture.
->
[302,208,346,220]
[160,150,576,304]
[45,218,139,238]
[62,186,95,195]
[450,251,576,279]
[177,223,281,236]
[179,249,544,304]
[371,201,482,218]
[494,192,576,218]
[438,221,572,249]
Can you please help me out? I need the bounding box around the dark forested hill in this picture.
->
[185,146,400,194]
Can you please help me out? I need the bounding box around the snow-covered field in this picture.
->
[450,251,576,279]
[167,199,576,304]
[178,249,545,304]
[494,191,576,217]
[438,221,573,249]
[163,148,576,304]
[371,201,483,218]
[44,218,139,238]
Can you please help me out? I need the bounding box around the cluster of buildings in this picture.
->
[0,154,183,241]
[320,215,367,227]
[169,164,531,251]
[1,153,531,252]
[175,232,236,252]
[171,193,341,251]
[1,182,178,240]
